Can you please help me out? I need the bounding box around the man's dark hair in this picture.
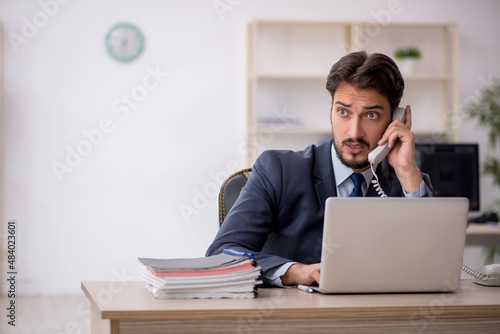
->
[326,51,404,112]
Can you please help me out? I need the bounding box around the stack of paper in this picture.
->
[139,253,262,299]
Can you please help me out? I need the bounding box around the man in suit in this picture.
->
[206,51,433,287]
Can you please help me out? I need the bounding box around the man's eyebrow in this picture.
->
[334,101,351,107]
[363,105,385,110]
[334,101,385,110]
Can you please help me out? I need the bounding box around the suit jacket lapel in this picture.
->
[313,139,337,209]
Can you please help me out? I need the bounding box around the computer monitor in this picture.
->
[415,143,480,211]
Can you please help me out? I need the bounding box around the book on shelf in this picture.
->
[138,251,262,299]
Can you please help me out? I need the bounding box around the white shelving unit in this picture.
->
[246,21,458,165]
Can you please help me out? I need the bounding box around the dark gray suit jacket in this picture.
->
[206,139,433,274]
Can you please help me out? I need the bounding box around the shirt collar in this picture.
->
[331,144,377,187]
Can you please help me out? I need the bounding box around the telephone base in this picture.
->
[472,277,500,287]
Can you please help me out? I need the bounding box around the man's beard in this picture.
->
[333,135,371,170]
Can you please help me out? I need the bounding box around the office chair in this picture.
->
[218,168,252,226]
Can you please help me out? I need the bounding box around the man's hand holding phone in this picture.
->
[377,105,423,194]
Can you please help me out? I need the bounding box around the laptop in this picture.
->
[300,197,469,294]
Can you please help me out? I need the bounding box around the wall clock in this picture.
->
[105,23,144,62]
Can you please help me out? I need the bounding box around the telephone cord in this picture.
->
[461,264,488,280]
[370,163,387,198]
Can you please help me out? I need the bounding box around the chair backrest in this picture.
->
[218,168,252,226]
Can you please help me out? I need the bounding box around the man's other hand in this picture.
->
[280,263,321,286]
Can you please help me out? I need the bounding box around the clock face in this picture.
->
[105,23,144,62]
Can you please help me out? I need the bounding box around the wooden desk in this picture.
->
[82,280,500,334]
[466,223,500,246]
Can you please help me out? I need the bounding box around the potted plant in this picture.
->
[464,79,500,264]
[394,47,422,74]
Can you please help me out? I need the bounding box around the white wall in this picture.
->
[1,0,499,295]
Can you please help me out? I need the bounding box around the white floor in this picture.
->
[1,295,90,334]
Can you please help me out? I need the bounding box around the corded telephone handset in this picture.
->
[462,264,500,286]
[367,107,406,198]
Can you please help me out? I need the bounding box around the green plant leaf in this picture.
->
[394,47,421,59]
[482,246,500,265]
[464,80,500,149]
[483,156,500,188]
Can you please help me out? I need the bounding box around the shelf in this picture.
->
[251,74,327,80]
[251,21,349,77]
[255,126,331,135]
[246,21,458,165]
[403,73,455,81]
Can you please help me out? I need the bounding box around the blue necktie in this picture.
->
[349,173,364,197]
